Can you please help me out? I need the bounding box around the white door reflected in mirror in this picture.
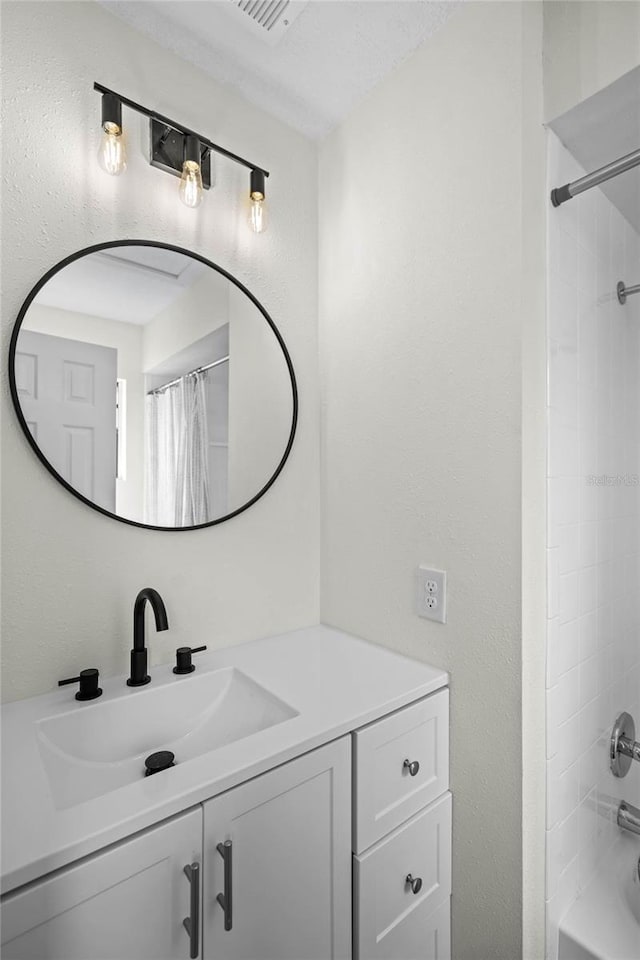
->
[10,243,297,529]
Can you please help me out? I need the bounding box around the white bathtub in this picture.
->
[559,832,640,960]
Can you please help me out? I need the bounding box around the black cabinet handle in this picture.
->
[406,873,423,895]
[216,840,233,931]
[183,862,200,959]
[403,758,420,777]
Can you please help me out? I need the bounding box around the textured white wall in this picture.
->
[543,0,640,121]
[545,132,640,960]
[319,4,544,957]
[0,1,320,702]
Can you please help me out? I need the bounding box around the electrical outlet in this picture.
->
[416,566,447,623]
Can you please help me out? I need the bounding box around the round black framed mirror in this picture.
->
[9,241,298,531]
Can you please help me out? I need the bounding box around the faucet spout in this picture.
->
[128,588,169,687]
[619,737,640,765]
[618,801,640,837]
[133,587,168,651]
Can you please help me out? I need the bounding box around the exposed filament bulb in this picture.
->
[98,122,126,176]
[179,160,203,208]
[249,192,266,233]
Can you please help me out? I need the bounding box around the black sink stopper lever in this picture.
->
[173,645,207,675]
[58,668,102,701]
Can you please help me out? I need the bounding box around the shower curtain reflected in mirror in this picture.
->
[145,371,211,526]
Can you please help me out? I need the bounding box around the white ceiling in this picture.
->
[550,67,640,234]
[98,0,458,139]
[35,247,206,324]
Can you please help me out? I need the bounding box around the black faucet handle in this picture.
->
[59,668,102,701]
[173,646,207,675]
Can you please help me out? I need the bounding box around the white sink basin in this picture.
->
[36,667,297,809]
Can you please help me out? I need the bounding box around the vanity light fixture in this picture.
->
[94,83,270,229]
[98,93,127,176]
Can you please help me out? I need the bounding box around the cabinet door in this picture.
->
[1,809,202,960]
[203,737,351,960]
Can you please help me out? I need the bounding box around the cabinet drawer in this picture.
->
[353,793,451,960]
[355,897,450,960]
[353,689,449,852]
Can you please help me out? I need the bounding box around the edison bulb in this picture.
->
[98,122,126,176]
[179,160,203,208]
[249,194,266,234]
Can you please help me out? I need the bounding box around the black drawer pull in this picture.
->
[182,862,200,959]
[216,840,233,931]
[403,758,420,777]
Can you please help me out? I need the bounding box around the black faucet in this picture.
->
[127,588,169,687]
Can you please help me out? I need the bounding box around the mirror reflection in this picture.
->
[12,244,296,528]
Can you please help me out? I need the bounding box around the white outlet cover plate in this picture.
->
[416,566,447,623]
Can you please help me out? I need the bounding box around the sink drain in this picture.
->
[144,750,175,777]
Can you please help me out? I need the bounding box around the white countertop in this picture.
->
[1,625,447,895]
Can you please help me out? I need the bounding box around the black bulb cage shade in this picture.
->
[184,134,202,167]
[250,168,266,200]
[101,92,122,131]
[94,83,269,195]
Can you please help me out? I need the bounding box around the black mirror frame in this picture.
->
[8,239,298,532]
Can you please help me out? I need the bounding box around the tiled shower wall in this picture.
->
[546,131,640,958]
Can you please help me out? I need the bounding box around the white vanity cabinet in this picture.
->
[1,672,450,960]
[0,808,202,960]
[202,736,352,960]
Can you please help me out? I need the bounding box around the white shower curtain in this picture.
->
[145,371,210,526]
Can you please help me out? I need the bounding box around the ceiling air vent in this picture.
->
[226,0,309,45]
